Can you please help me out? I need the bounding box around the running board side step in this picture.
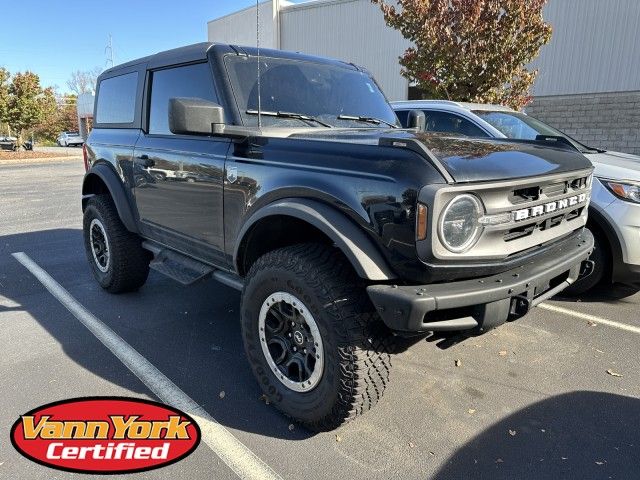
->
[142,241,244,290]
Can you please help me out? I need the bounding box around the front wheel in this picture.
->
[240,243,392,431]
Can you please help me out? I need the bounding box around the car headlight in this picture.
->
[601,179,640,204]
[438,194,484,253]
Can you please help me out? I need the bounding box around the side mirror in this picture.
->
[407,110,426,131]
[169,97,225,135]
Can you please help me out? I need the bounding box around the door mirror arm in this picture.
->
[407,110,426,131]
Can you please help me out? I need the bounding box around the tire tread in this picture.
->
[242,243,392,431]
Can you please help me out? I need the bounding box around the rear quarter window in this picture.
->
[95,72,138,124]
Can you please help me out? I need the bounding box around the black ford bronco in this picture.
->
[82,43,595,430]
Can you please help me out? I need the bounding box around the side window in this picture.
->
[394,110,410,128]
[424,111,489,138]
[95,72,138,124]
[148,63,217,135]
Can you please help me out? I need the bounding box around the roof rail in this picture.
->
[392,99,464,107]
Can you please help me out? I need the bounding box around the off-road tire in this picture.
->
[240,243,393,431]
[83,194,151,293]
[563,229,607,296]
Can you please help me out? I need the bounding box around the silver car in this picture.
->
[393,100,640,294]
[57,131,84,147]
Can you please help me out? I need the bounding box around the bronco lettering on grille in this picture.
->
[513,193,588,222]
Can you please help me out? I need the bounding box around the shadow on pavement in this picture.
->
[555,282,640,304]
[0,228,313,441]
[433,391,640,480]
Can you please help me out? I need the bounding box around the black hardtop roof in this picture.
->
[99,42,361,78]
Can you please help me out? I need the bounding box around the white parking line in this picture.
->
[539,302,640,335]
[11,252,282,480]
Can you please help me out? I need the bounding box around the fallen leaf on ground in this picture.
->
[595,461,604,465]
[595,349,605,354]
[335,434,342,443]
[219,391,225,399]
[587,321,597,327]
[408,442,415,448]
[259,394,270,405]
[509,429,517,436]
[606,369,623,377]
[454,359,462,367]
[498,350,508,356]
[288,424,295,431]
[496,458,504,463]
[468,409,476,414]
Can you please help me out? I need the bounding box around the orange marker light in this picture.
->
[609,182,627,198]
[417,203,428,241]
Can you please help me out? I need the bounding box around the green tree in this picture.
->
[34,94,79,141]
[5,71,56,148]
[0,68,10,134]
[372,0,552,109]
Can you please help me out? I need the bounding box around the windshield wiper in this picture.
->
[246,110,333,128]
[337,114,398,128]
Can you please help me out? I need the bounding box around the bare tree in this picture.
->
[66,67,102,95]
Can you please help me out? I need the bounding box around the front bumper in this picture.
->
[367,229,594,332]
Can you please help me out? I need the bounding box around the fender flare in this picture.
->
[234,198,397,281]
[587,205,623,280]
[82,163,139,233]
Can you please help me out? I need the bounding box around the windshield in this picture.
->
[473,110,599,154]
[225,56,398,128]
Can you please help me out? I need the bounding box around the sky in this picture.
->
[0,0,301,94]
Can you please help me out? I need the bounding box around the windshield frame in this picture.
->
[223,54,399,129]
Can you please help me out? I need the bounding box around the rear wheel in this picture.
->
[240,243,393,431]
[83,195,151,293]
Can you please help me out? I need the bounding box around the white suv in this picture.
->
[393,100,640,294]
[57,131,84,147]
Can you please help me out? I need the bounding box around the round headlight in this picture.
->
[438,194,484,253]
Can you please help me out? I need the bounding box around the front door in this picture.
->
[132,62,230,265]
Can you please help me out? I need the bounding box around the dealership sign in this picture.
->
[10,397,200,474]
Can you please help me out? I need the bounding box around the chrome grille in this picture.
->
[430,169,593,261]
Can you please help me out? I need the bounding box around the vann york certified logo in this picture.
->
[10,397,201,474]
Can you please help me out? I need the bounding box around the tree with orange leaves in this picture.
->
[372,0,552,109]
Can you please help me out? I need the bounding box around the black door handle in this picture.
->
[136,155,155,168]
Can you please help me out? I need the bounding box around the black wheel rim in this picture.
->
[259,292,324,392]
[89,218,110,273]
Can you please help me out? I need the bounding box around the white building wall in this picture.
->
[530,0,640,96]
[207,1,281,49]
[280,0,409,101]
[207,0,640,101]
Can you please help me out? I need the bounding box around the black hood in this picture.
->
[288,129,593,183]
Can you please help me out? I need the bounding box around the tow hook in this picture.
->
[511,295,531,317]
[579,260,595,279]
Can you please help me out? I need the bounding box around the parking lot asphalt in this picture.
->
[1,159,639,480]
[36,145,84,156]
